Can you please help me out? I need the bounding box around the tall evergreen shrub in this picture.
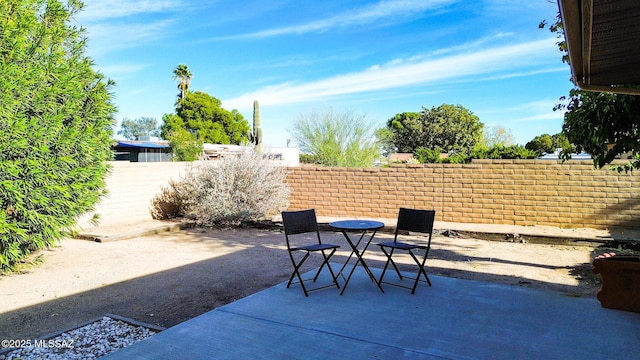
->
[0,0,115,272]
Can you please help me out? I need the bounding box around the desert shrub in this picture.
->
[151,150,290,226]
[415,145,537,165]
[414,147,441,164]
[291,109,380,167]
[149,182,187,220]
[0,1,115,272]
[414,147,470,164]
[299,153,319,164]
[440,152,470,164]
[472,145,538,159]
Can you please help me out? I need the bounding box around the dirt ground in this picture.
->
[0,226,617,341]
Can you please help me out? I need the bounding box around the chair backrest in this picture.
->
[282,209,319,235]
[281,209,322,248]
[395,208,435,238]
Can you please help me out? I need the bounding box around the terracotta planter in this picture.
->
[592,256,640,313]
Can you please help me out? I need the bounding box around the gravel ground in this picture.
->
[0,316,157,359]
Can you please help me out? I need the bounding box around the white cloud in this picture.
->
[97,63,148,77]
[213,0,458,40]
[485,99,565,124]
[223,37,558,110]
[74,1,185,54]
[500,99,562,113]
[473,67,568,83]
[432,32,514,56]
[513,100,566,123]
[77,0,183,21]
[84,19,176,54]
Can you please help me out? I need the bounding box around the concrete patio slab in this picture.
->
[103,266,640,360]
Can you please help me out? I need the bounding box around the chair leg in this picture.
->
[289,249,341,296]
[379,247,431,294]
[377,247,390,286]
[382,247,404,280]
[409,250,431,294]
[317,249,340,289]
[288,252,310,297]
[387,248,404,280]
[312,249,330,281]
[287,252,309,287]
[378,247,402,286]
[311,249,336,282]
[418,252,431,286]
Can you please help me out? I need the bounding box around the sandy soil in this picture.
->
[0,227,611,341]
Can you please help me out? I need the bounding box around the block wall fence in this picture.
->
[77,161,191,230]
[285,160,640,230]
[81,160,640,232]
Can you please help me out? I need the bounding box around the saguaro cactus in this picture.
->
[250,100,262,152]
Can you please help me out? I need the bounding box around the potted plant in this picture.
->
[592,252,640,313]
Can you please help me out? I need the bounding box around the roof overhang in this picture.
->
[116,141,170,149]
[558,0,640,94]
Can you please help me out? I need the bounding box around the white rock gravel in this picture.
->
[0,316,157,359]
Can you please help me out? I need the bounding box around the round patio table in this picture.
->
[329,220,385,295]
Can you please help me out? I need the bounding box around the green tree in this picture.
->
[291,110,380,167]
[173,64,192,102]
[542,15,640,170]
[525,134,554,154]
[167,129,202,161]
[560,90,640,169]
[374,127,396,157]
[0,0,115,272]
[482,125,515,147]
[117,117,160,140]
[525,133,574,155]
[553,133,573,152]
[160,113,201,161]
[421,104,483,154]
[384,112,422,153]
[385,105,483,156]
[160,113,185,140]
[163,91,250,145]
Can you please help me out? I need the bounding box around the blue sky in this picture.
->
[75,0,572,147]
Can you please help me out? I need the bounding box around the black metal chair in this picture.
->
[377,208,436,294]
[282,209,341,296]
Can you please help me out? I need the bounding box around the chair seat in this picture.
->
[293,243,339,252]
[378,241,425,250]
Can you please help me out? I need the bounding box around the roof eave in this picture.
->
[558,0,640,95]
[558,0,585,86]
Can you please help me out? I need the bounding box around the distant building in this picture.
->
[201,144,249,160]
[538,149,591,160]
[389,153,415,163]
[113,140,172,162]
[113,139,300,165]
[263,147,300,167]
[202,143,300,166]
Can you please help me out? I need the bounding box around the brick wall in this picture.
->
[76,161,191,229]
[79,160,640,232]
[285,160,640,230]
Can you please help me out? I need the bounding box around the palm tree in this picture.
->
[172,64,192,102]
